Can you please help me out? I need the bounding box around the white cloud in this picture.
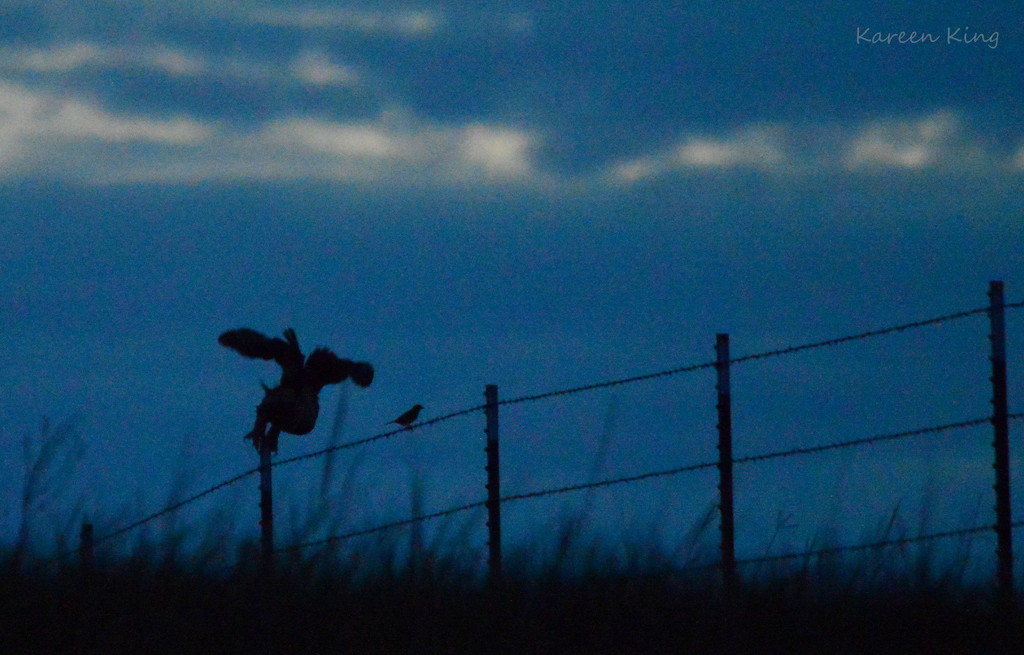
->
[609,158,660,184]
[290,51,360,87]
[844,112,965,170]
[1,80,1019,189]
[675,125,786,169]
[0,42,362,89]
[457,125,534,177]
[140,46,207,77]
[264,119,410,160]
[608,111,1019,185]
[0,81,213,179]
[6,42,110,72]
[608,124,790,184]
[48,101,211,144]
[246,7,443,36]
[258,116,540,183]
[0,83,46,169]
[235,5,537,40]
[0,42,204,77]
[91,114,543,186]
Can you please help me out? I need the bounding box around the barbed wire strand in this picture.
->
[732,520,1024,568]
[275,500,487,553]
[734,415,1024,465]
[41,407,487,564]
[272,404,486,470]
[277,508,1024,570]
[39,405,492,565]
[273,462,724,555]
[41,466,262,566]
[729,301,1023,366]
[497,415,1022,506]
[498,300,1024,407]
[501,460,719,504]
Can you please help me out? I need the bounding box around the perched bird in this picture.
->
[219,327,374,452]
[388,404,424,429]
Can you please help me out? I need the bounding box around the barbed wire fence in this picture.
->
[270,416,1024,564]
[48,283,1022,603]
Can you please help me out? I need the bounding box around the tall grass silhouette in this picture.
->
[3,411,1022,654]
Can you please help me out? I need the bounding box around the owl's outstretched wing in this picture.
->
[305,348,352,387]
[305,348,375,389]
[305,347,374,388]
[219,328,305,381]
[219,328,287,359]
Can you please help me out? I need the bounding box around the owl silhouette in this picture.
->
[219,327,373,452]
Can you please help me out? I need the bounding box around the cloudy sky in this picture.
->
[2,1,1022,574]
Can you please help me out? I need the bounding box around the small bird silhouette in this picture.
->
[388,404,424,429]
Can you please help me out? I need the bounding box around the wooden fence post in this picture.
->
[484,384,502,584]
[716,334,738,601]
[259,428,278,578]
[988,281,1014,609]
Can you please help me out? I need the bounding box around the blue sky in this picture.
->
[1,1,1022,575]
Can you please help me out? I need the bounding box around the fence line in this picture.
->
[673,520,1024,573]
[38,409,488,566]
[52,404,1023,566]
[103,466,259,542]
[501,459,719,503]
[728,303,1022,366]
[275,501,487,554]
[271,295,1024,481]
[731,520,1024,569]
[273,404,487,470]
[270,506,1024,575]
[733,416,1022,464]
[37,296,1023,568]
[273,413,1023,556]
[36,466,263,567]
[494,414,1024,507]
[268,516,1024,573]
[498,300,1024,407]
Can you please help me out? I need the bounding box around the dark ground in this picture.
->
[4,560,1022,654]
